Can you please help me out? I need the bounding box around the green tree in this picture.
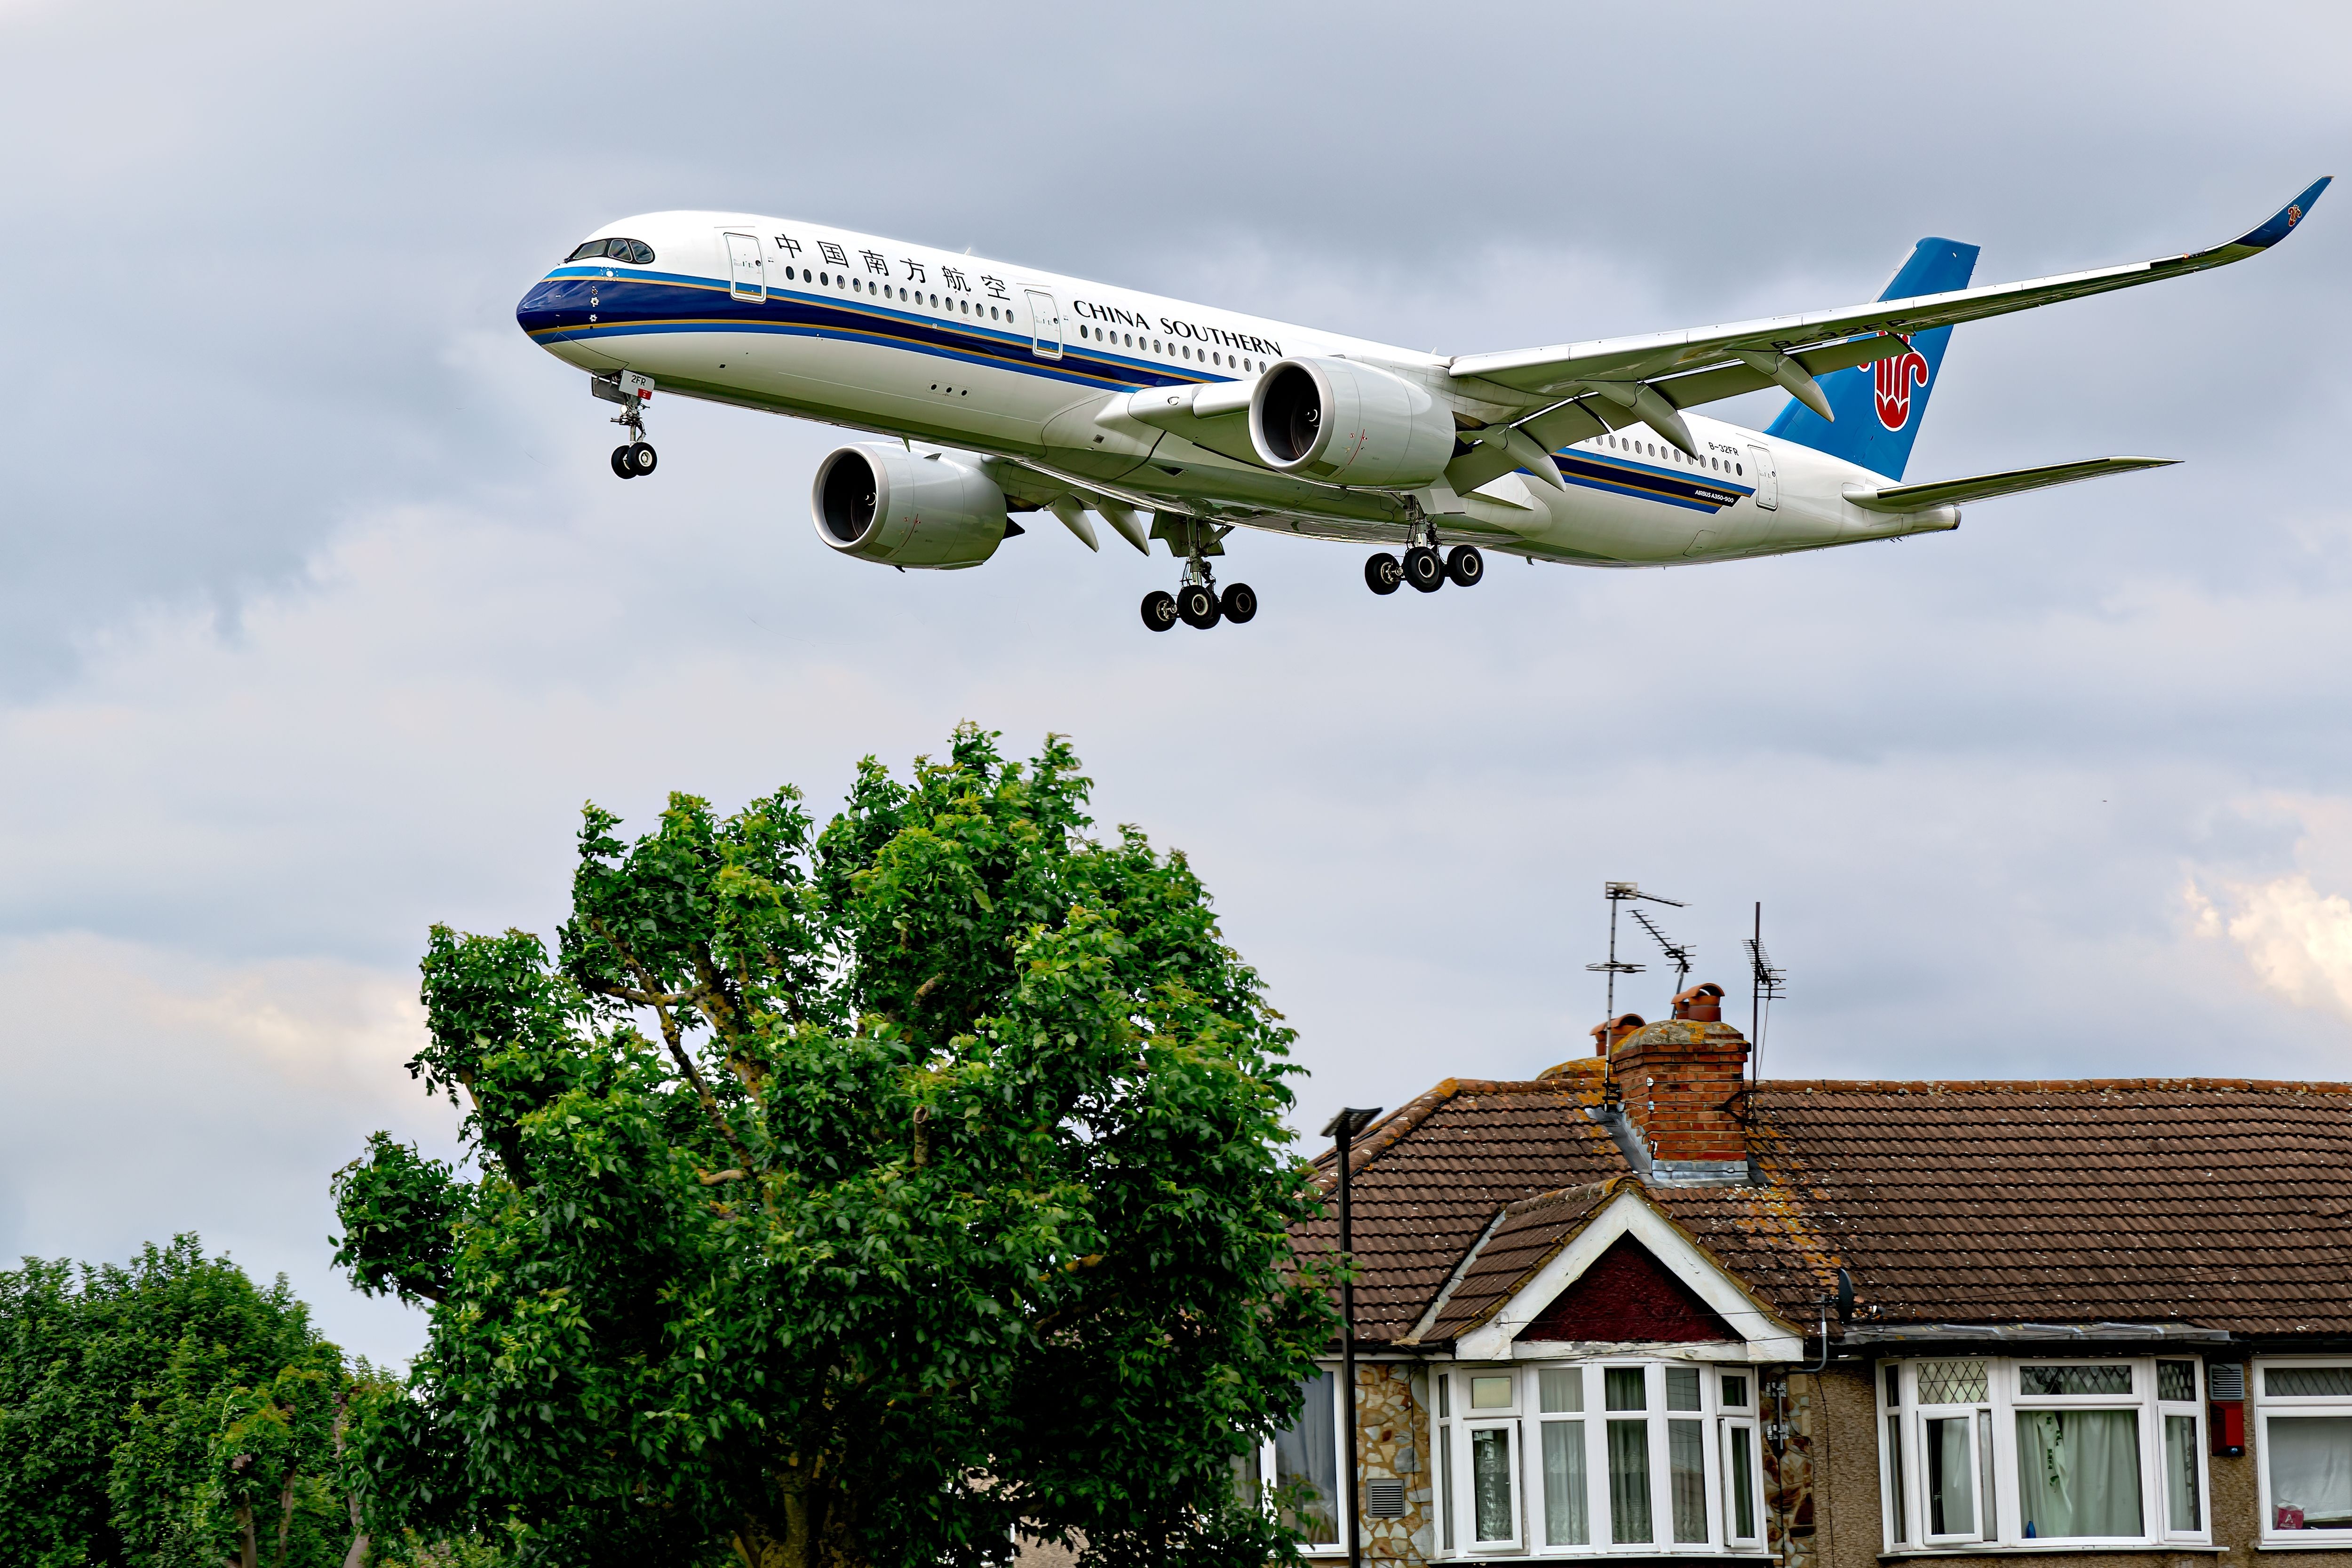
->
[333,727,1335,1568]
[0,1235,363,1568]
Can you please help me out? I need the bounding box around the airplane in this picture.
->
[515,179,2329,632]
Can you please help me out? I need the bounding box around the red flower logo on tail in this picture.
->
[1872,348,1930,430]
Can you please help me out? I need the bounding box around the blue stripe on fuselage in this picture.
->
[1544,451,1748,514]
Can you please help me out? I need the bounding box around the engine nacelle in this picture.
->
[1248,357,1457,489]
[811,445,1009,569]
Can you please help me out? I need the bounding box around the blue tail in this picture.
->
[1764,237,1980,480]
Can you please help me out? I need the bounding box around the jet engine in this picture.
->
[811,445,1009,569]
[1248,357,1456,489]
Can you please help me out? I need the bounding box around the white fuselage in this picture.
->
[516,212,1959,566]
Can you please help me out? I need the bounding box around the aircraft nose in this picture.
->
[515,275,581,342]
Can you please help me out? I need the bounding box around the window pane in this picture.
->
[1608,1419,1653,1542]
[2020,1364,2133,1396]
[1542,1419,1589,1545]
[1885,1364,1902,1406]
[2267,1367,2352,1398]
[1669,1418,1707,1541]
[1666,1367,1702,1411]
[1272,1372,1339,1543]
[2268,1416,2352,1528]
[2165,1414,2201,1531]
[1472,1426,1515,1542]
[2016,1410,2143,1536]
[1606,1368,1647,1410]
[1925,1416,1975,1536]
[1540,1367,1584,1413]
[2158,1360,2198,1402]
[1438,1373,1450,1418]
[1470,1374,1512,1410]
[1917,1359,1989,1404]
[1978,1412,1996,1537]
[1727,1426,1757,1540]
[1440,1426,1454,1551]
[1887,1413,1908,1543]
[1722,1374,1750,1409]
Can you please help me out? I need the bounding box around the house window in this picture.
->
[1434,1362,1767,1557]
[2256,1359,2352,1539]
[1254,1371,1342,1550]
[1877,1356,2209,1553]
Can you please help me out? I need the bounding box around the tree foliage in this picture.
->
[0,1235,365,1568]
[334,727,1335,1568]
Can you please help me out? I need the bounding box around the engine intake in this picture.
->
[811,445,1009,569]
[1248,357,1456,489]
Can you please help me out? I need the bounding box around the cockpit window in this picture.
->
[564,237,655,265]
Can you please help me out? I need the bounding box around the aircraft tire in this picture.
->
[626,441,659,476]
[611,445,636,478]
[1176,584,1222,629]
[1445,545,1485,587]
[1140,590,1177,632]
[1364,553,1402,595]
[1403,546,1445,593]
[1220,583,1258,624]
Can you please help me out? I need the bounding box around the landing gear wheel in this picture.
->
[1403,545,1445,593]
[611,444,636,479]
[1365,553,1402,595]
[624,441,658,477]
[1445,545,1485,587]
[1176,583,1222,629]
[1140,590,1177,633]
[1219,583,1258,624]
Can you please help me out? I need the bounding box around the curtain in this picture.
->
[2268,1417,2352,1528]
[1272,1371,1338,1543]
[1608,1419,1652,1543]
[1472,1426,1515,1542]
[2016,1410,2143,1537]
[1926,1415,1975,1535]
[1669,1419,1707,1542]
[1543,1420,1589,1545]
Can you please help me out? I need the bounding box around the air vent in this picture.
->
[1364,1478,1406,1518]
[2208,1363,2246,1401]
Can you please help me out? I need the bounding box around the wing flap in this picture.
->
[1843,456,2177,513]
[1449,178,2329,403]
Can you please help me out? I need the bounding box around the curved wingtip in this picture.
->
[2233,176,2331,249]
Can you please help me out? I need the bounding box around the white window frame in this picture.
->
[1430,1361,1770,1559]
[1254,1367,1348,1555]
[1875,1355,2213,1554]
[2253,1356,2352,1548]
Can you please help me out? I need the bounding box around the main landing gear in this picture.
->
[1141,554,1256,633]
[1365,542,1483,596]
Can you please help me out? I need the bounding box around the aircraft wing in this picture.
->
[1842,456,2177,513]
[1446,178,2329,424]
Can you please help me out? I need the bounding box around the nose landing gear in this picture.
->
[591,371,658,479]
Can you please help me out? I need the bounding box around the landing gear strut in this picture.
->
[595,372,659,479]
[1141,521,1256,632]
[1365,515,1483,599]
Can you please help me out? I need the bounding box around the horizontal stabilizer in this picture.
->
[1843,456,2177,513]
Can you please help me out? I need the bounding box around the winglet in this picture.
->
[2230,176,2331,251]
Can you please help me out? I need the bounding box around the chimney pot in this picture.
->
[1671,982,1726,1022]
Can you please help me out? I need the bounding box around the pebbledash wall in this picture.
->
[1260,988,2352,1568]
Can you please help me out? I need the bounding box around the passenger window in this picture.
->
[1736,464,1744,475]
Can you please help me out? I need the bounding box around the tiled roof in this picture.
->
[1297,1073,2352,1347]
[1415,1180,1623,1343]
[1744,1078,2352,1338]
[1295,1079,1625,1345]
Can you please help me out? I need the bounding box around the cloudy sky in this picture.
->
[3,0,2348,1363]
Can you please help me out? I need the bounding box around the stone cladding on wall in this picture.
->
[1354,1362,1433,1563]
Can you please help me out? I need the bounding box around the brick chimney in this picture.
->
[1609,983,1750,1186]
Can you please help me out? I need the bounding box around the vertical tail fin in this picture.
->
[1764,237,1980,480]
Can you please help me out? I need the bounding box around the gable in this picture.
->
[1518,1235,1738,1344]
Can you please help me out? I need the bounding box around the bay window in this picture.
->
[2256,1359,2352,1542]
[1877,1356,2209,1553]
[1433,1361,1766,1557]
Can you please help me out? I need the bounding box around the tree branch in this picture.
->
[587,915,755,1174]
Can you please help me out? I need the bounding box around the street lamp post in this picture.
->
[1321,1105,1383,1568]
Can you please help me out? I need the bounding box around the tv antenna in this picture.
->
[1628,906,1695,1001]
[1742,902,1787,1082]
[1587,882,1685,1031]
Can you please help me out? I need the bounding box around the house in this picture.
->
[1248,988,2352,1566]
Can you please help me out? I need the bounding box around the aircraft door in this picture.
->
[725,232,765,302]
[1745,443,1778,510]
[1025,289,1063,360]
